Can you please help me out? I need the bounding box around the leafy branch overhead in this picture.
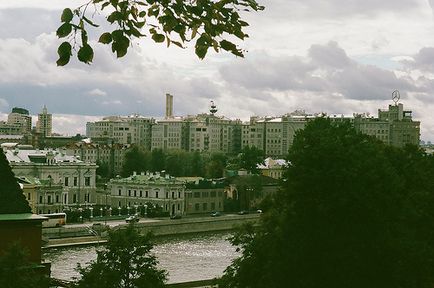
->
[56,0,264,66]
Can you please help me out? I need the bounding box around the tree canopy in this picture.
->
[220,118,434,288]
[74,225,167,288]
[0,151,31,214]
[56,0,264,66]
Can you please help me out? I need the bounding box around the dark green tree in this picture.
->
[96,160,110,179]
[205,152,227,178]
[0,151,31,214]
[150,149,165,172]
[190,151,205,177]
[220,118,434,288]
[0,243,49,288]
[56,0,264,65]
[121,146,150,177]
[238,146,264,174]
[74,225,167,288]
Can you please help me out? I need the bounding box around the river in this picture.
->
[43,232,239,284]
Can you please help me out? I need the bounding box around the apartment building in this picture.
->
[4,145,98,209]
[86,115,154,148]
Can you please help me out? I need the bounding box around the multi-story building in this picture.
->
[4,107,32,135]
[4,145,98,210]
[151,117,186,151]
[183,177,225,214]
[86,115,154,148]
[257,157,288,179]
[108,171,185,216]
[65,140,129,177]
[36,105,52,137]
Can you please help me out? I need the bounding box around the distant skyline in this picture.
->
[1,0,434,141]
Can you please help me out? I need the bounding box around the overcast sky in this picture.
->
[1,0,434,141]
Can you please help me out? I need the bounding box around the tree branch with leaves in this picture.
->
[56,0,264,65]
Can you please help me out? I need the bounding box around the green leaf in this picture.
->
[61,8,74,23]
[77,44,94,64]
[112,35,130,58]
[56,23,72,38]
[56,41,72,66]
[152,33,165,43]
[195,45,208,59]
[220,40,237,52]
[99,32,113,44]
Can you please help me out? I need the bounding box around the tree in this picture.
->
[204,152,227,178]
[0,243,49,288]
[0,151,31,214]
[238,146,264,174]
[56,0,264,66]
[121,146,150,177]
[150,148,165,172]
[220,118,434,288]
[74,225,167,288]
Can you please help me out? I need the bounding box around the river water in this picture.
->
[43,232,239,284]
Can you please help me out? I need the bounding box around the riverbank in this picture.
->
[43,214,260,248]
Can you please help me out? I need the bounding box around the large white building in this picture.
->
[86,115,154,148]
[4,145,98,212]
[108,172,185,216]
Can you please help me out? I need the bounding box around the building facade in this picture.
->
[4,146,98,211]
[108,172,185,216]
[36,105,52,137]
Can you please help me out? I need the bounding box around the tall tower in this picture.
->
[165,93,174,118]
[210,101,218,115]
[36,105,52,137]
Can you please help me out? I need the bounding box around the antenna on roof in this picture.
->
[392,90,400,105]
[210,100,218,115]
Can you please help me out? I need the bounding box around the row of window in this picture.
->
[64,176,91,187]
[194,202,221,211]
[118,189,183,199]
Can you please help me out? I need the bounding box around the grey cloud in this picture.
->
[219,42,415,101]
[402,47,434,72]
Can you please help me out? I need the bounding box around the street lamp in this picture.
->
[134,204,138,216]
[118,206,121,216]
[100,207,103,217]
[127,206,131,216]
[89,206,93,220]
[144,204,148,218]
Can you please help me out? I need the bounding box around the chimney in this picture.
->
[165,93,173,118]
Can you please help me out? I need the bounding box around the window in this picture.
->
[39,195,43,204]
[118,189,121,196]
[178,191,181,198]
[65,177,69,186]
[74,177,78,186]
[156,191,159,198]
[195,203,200,211]
[203,203,208,211]
[85,177,90,186]
[211,203,215,210]
[73,194,77,203]
[194,192,201,198]
[134,190,137,197]
[56,195,59,203]
[145,191,148,197]
[211,191,216,197]
[172,192,175,199]
[27,193,31,200]
[128,190,131,197]
[47,195,51,204]
[140,190,143,197]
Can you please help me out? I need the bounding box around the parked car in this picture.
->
[210,211,222,217]
[256,209,263,214]
[125,214,139,223]
[238,210,249,215]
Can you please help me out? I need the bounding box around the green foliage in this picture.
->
[0,243,49,288]
[220,118,434,288]
[231,175,263,210]
[74,225,167,288]
[0,151,31,214]
[238,146,264,174]
[56,0,264,66]
[121,146,150,177]
[204,152,227,178]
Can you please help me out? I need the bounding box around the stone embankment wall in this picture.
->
[43,215,260,248]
